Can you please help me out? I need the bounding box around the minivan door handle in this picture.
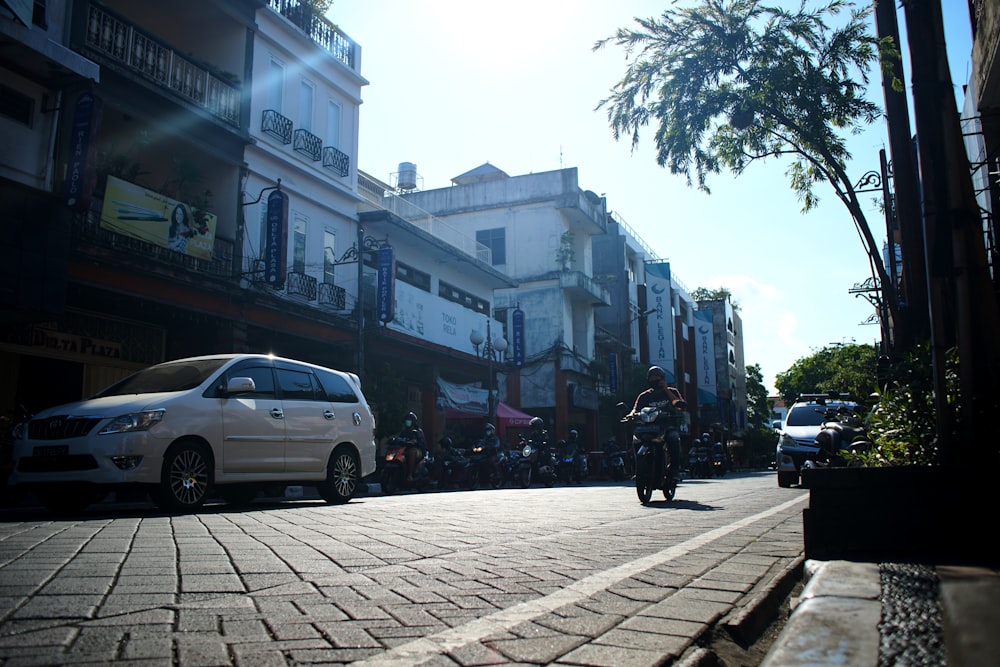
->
[270,408,284,419]
[323,410,335,420]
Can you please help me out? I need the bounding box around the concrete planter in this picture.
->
[801,465,994,565]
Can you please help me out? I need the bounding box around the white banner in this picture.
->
[645,261,676,382]
[437,379,488,415]
[695,309,718,404]
[387,280,503,356]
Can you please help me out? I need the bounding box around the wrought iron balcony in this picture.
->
[323,146,350,177]
[85,3,240,126]
[267,0,358,72]
[318,281,346,309]
[293,128,322,161]
[262,109,292,144]
[286,271,317,300]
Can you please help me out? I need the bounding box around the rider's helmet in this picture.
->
[439,436,453,448]
[647,366,666,382]
[701,432,710,441]
[568,429,578,440]
[484,423,496,435]
[529,416,544,431]
[404,411,418,428]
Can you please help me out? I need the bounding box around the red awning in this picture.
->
[445,402,536,437]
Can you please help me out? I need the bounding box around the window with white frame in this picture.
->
[268,58,284,112]
[323,229,336,284]
[327,100,341,149]
[300,80,314,132]
[293,214,307,273]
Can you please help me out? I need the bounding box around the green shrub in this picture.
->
[854,344,959,466]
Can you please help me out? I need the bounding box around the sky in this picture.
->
[330,1,975,394]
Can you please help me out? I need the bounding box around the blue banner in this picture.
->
[377,244,395,323]
[511,308,525,367]
[65,92,101,211]
[608,351,618,393]
[265,190,288,286]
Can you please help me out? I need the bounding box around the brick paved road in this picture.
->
[0,472,805,666]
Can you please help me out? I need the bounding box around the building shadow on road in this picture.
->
[641,499,718,511]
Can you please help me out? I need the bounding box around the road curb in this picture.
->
[723,555,805,645]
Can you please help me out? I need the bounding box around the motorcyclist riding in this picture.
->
[528,416,548,446]
[629,366,687,483]
[561,429,587,482]
[480,422,503,482]
[397,411,426,482]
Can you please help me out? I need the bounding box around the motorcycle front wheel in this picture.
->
[519,466,532,488]
[634,455,654,505]
[662,478,676,501]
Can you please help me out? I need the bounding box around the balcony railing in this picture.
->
[293,128,322,161]
[318,281,346,309]
[323,146,350,177]
[286,271,317,300]
[267,0,358,72]
[261,109,292,144]
[85,3,240,126]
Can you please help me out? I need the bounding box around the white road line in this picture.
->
[351,494,807,667]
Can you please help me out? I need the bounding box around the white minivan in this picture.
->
[8,354,377,513]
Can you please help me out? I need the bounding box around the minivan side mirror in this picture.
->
[226,377,256,394]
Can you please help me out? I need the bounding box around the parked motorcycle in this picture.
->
[804,405,873,470]
[381,437,434,494]
[624,404,683,504]
[599,445,627,481]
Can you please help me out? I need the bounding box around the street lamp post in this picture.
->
[470,319,508,423]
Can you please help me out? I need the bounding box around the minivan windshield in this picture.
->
[785,403,854,427]
[95,359,230,397]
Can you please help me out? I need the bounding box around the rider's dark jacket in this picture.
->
[631,385,686,413]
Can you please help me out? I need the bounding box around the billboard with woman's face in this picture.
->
[99,176,217,261]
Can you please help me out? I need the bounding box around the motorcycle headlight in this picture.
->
[99,409,165,435]
[522,445,534,457]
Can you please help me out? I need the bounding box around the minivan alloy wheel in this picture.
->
[320,447,358,504]
[155,440,211,512]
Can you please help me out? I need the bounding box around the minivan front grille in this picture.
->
[27,416,103,440]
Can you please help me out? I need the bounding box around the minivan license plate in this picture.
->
[34,445,68,457]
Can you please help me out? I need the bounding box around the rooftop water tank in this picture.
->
[397,162,417,190]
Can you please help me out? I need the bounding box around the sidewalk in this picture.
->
[760,559,1000,667]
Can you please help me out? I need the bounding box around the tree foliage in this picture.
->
[595,0,898,324]
[745,363,771,426]
[774,343,877,406]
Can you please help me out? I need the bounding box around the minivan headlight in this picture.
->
[99,409,165,435]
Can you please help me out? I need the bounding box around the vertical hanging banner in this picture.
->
[608,351,619,393]
[695,309,718,405]
[265,189,288,286]
[645,261,676,382]
[65,91,102,212]
[377,243,395,323]
[511,308,525,367]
